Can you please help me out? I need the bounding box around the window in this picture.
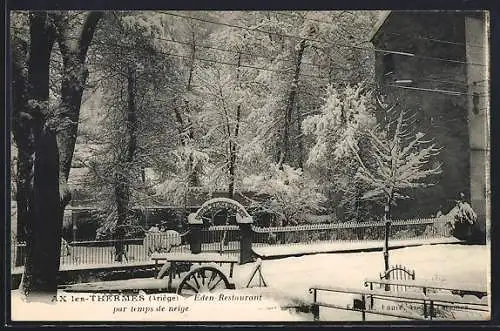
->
[383,53,395,77]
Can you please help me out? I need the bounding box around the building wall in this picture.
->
[372,12,471,219]
[465,13,489,237]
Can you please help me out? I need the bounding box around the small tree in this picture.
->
[352,105,442,219]
[351,101,442,270]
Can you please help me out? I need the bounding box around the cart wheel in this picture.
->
[176,266,230,297]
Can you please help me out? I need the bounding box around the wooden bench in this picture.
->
[309,285,489,321]
[364,278,487,298]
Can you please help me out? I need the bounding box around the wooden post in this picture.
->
[236,214,254,264]
[361,295,366,321]
[383,205,391,291]
[383,205,391,273]
[188,213,203,254]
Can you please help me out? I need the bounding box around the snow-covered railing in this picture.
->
[251,216,455,247]
[205,225,240,231]
[390,217,453,226]
[252,217,453,233]
[252,221,384,233]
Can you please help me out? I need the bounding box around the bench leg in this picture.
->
[312,289,320,321]
[361,295,366,321]
[429,301,435,320]
[312,303,320,321]
[168,262,176,291]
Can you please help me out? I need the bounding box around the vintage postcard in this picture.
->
[8,9,490,323]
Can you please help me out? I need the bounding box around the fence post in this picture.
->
[236,214,254,264]
[188,213,203,254]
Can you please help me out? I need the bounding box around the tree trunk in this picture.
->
[15,155,32,243]
[11,33,31,246]
[26,125,61,298]
[228,52,242,200]
[113,63,137,261]
[278,39,306,168]
[228,104,240,199]
[295,103,304,169]
[113,171,130,262]
[21,11,59,299]
[173,36,200,187]
[54,11,103,210]
[13,11,101,300]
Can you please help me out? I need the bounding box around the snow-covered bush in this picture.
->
[452,201,477,226]
[242,164,325,226]
[422,198,478,241]
[444,199,477,240]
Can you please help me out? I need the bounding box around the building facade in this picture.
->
[370,11,489,239]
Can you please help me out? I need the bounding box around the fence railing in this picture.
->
[251,217,454,247]
[11,217,455,267]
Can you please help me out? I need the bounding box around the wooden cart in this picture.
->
[151,252,266,297]
[151,252,238,296]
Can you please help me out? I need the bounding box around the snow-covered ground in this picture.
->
[11,244,489,322]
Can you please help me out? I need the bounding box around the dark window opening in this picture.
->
[383,53,395,77]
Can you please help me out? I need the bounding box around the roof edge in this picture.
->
[369,10,391,43]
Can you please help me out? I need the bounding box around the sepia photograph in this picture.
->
[8,9,490,323]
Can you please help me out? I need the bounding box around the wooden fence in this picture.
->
[11,217,455,267]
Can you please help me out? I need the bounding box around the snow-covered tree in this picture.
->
[351,99,443,220]
[11,10,102,300]
[79,12,186,259]
[303,84,376,221]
